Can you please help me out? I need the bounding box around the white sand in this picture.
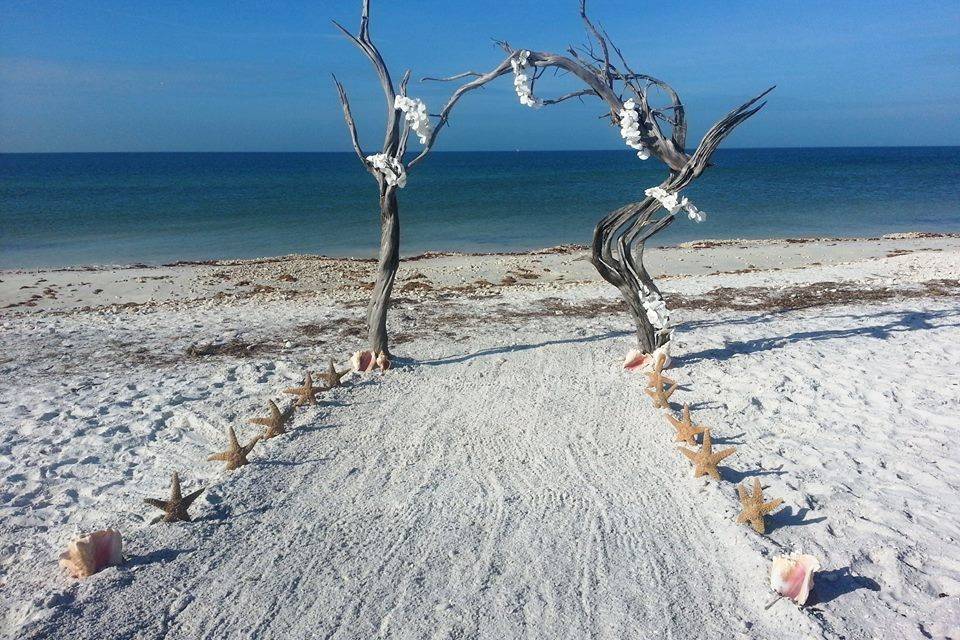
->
[1,235,958,639]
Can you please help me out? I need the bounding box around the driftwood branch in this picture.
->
[541,88,599,105]
[396,70,413,160]
[410,55,515,169]
[331,0,399,155]
[331,74,367,168]
[330,0,772,356]
[578,0,613,87]
[420,71,484,82]
[491,1,773,353]
[330,1,515,354]
[332,0,404,356]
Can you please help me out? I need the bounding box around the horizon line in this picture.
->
[3,144,960,155]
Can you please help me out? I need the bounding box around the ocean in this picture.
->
[1,148,959,269]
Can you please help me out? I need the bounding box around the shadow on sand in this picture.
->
[810,567,881,605]
[767,505,827,532]
[677,308,960,366]
[406,308,960,369]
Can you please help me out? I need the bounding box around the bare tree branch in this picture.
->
[479,3,774,354]
[541,88,599,105]
[330,0,405,357]
[330,0,773,356]
[396,70,412,160]
[332,0,399,154]
[578,1,612,87]
[410,55,515,169]
[331,74,367,168]
[682,85,775,181]
[420,71,484,82]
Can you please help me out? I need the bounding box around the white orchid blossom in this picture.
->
[683,201,706,222]
[394,94,432,145]
[642,294,669,328]
[618,99,650,160]
[644,186,685,214]
[630,184,711,332]
[366,153,407,188]
[511,50,542,108]
[644,186,707,223]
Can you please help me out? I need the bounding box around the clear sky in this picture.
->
[1,0,958,152]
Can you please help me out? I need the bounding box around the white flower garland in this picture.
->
[511,50,542,108]
[644,186,707,223]
[618,99,650,160]
[394,94,432,145]
[366,153,406,188]
[635,183,711,333]
[640,288,670,329]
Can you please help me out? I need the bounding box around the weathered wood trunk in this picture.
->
[596,260,663,354]
[621,284,656,353]
[589,196,675,355]
[367,185,399,355]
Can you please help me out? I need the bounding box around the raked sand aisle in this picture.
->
[2,237,959,639]
[5,313,821,639]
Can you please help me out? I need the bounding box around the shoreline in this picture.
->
[2,230,956,274]
[3,232,959,316]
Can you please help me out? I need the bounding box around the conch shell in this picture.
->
[623,342,672,372]
[770,552,820,605]
[350,350,391,373]
[59,529,123,578]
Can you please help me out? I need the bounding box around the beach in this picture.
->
[2,233,959,639]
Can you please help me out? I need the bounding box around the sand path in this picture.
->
[5,243,959,639]
[12,321,821,639]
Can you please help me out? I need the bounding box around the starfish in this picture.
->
[248,399,292,439]
[677,429,736,481]
[283,371,323,406]
[143,472,204,524]
[320,358,350,389]
[644,353,678,408]
[207,426,260,471]
[736,477,784,534]
[665,404,707,445]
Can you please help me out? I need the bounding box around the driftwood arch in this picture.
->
[333,0,771,359]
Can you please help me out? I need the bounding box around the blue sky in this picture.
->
[1,0,958,152]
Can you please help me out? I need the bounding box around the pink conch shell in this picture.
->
[623,349,652,372]
[351,350,373,372]
[59,529,123,578]
[770,552,820,605]
[623,343,672,372]
[350,350,391,373]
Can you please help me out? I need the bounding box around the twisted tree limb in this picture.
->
[423,1,773,355]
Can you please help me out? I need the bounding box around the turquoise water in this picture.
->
[1,148,958,269]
